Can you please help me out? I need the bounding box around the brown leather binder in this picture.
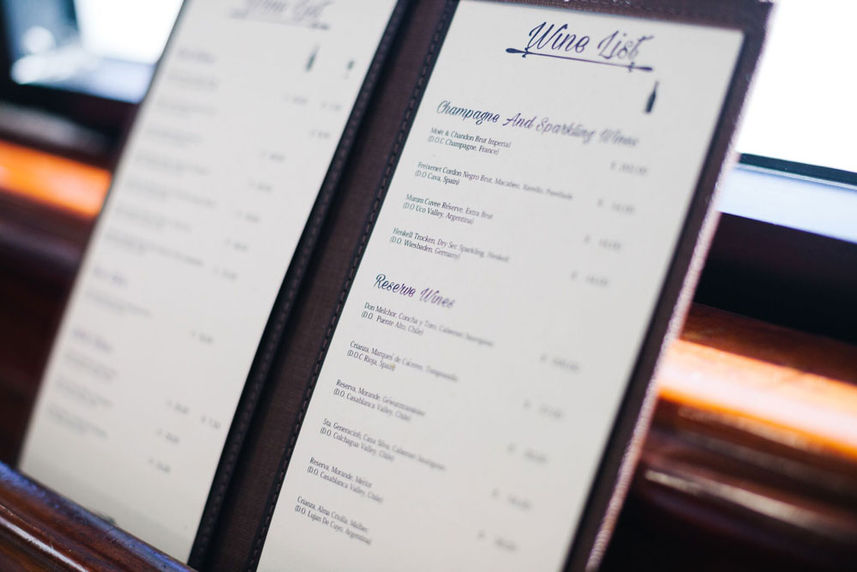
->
[202,1,772,570]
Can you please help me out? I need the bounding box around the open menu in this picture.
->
[20,0,398,560]
[257,1,744,570]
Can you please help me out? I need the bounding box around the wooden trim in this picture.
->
[0,462,190,571]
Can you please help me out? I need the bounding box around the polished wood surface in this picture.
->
[0,462,190,571]
[0,140,109,218]
[663,306,857,460]
[607,313,857,570]
[1,139,856,569]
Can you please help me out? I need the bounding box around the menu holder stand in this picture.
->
[203,0,771,570]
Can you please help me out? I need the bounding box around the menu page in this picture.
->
[259,1,742,570]
[20,0,396,560]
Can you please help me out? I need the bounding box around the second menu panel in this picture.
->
[21,0,398,560]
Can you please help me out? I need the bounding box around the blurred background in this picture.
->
[0,0,180,160]
[0,0,855,569]
[5,0,181,102]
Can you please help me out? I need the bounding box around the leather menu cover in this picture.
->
[198,0,773,570]
[212,0,770,569]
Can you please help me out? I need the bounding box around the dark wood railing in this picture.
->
[0,462,189,571]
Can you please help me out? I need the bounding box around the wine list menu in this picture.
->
[259,1,743,570]
[20,0,397,560]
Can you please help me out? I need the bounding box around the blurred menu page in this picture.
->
[259,1,742,570]
[21,0,396,560]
